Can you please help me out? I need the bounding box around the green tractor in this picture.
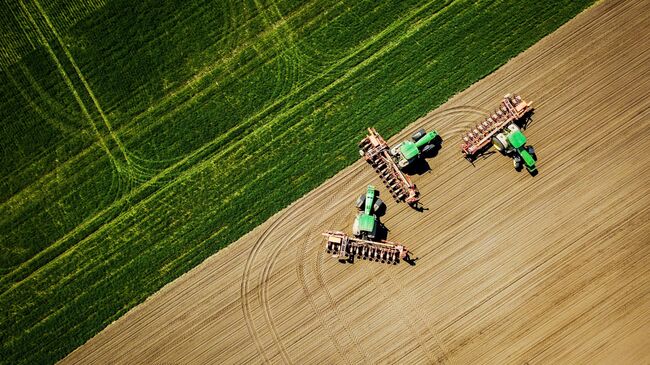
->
[492,123,537,173]
[353,185,385,240]
[389,128,439,169]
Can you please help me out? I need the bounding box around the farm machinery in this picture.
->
[323,231,410,264]
[352,185,384,240]
[460,94,537,173]
[323,186,410,264]
[358,127,439,205]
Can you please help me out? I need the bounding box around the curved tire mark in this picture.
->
[241,206,296,363]
[309,166,372,363]
[294,166,370,364]
[244,166,362,363]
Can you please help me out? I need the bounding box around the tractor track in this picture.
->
[244,165,365,363]
[331,202,446,363]
[257,207,316,364]
[310,181,373,363]
[295,224,352,364]
[240,205,295,363]
[301,165,371,363]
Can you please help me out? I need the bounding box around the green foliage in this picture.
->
[0,0,594,363]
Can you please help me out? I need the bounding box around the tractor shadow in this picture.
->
[518,110,535,130]
[373,191,387,217]
[403,255,418,266]
[409,201,429,213]
[466,150,498,167]
[403,159,431,175]
[375,221,389,241]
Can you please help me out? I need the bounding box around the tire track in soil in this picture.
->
[256,156,374,350]
[243,165,365,363]
[295,205,351,362]
[325,199,442,364]
[257,208,315,364]
[241,206,296,363]
[296,165,371,364]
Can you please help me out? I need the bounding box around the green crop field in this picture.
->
[1,0,594,363]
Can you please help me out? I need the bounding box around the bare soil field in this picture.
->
[63,0,650,363]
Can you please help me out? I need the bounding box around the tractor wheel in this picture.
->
[355,194,365,210]
[527,146,536,156]
[411,128,426,142]
[372,197,385,215]
[492,135,506,153]
[352,216,361,237]
[513,156,522,170]
[421,143,436,155]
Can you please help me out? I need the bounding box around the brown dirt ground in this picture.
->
[62,0,650,363]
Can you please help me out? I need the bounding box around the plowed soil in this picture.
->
[63,1,650,363]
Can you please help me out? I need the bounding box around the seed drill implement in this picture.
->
[323,231,410,264]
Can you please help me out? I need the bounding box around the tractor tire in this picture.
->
[492,135,506,153]
[513,156,522,170]
[352,216,361,238]
[421,143,436,155]
[411,128,426,142]
[355,194,365,210]
[372,197,385,215]
[527,146,536,156]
